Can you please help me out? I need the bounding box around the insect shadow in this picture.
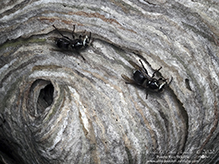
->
[121,59,172,99]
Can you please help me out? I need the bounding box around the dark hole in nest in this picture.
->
[37,82,54,114]
[27,79,54,117]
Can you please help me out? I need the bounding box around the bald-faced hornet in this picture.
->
[121,59,172,99]
[52,25,91,60]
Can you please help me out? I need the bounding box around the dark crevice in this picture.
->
[0,138,24,164]
[166,88,189,155]
[27,79,54,117]
[185,78,192,91]
[37,83,54,114]
[125,146,133,164]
